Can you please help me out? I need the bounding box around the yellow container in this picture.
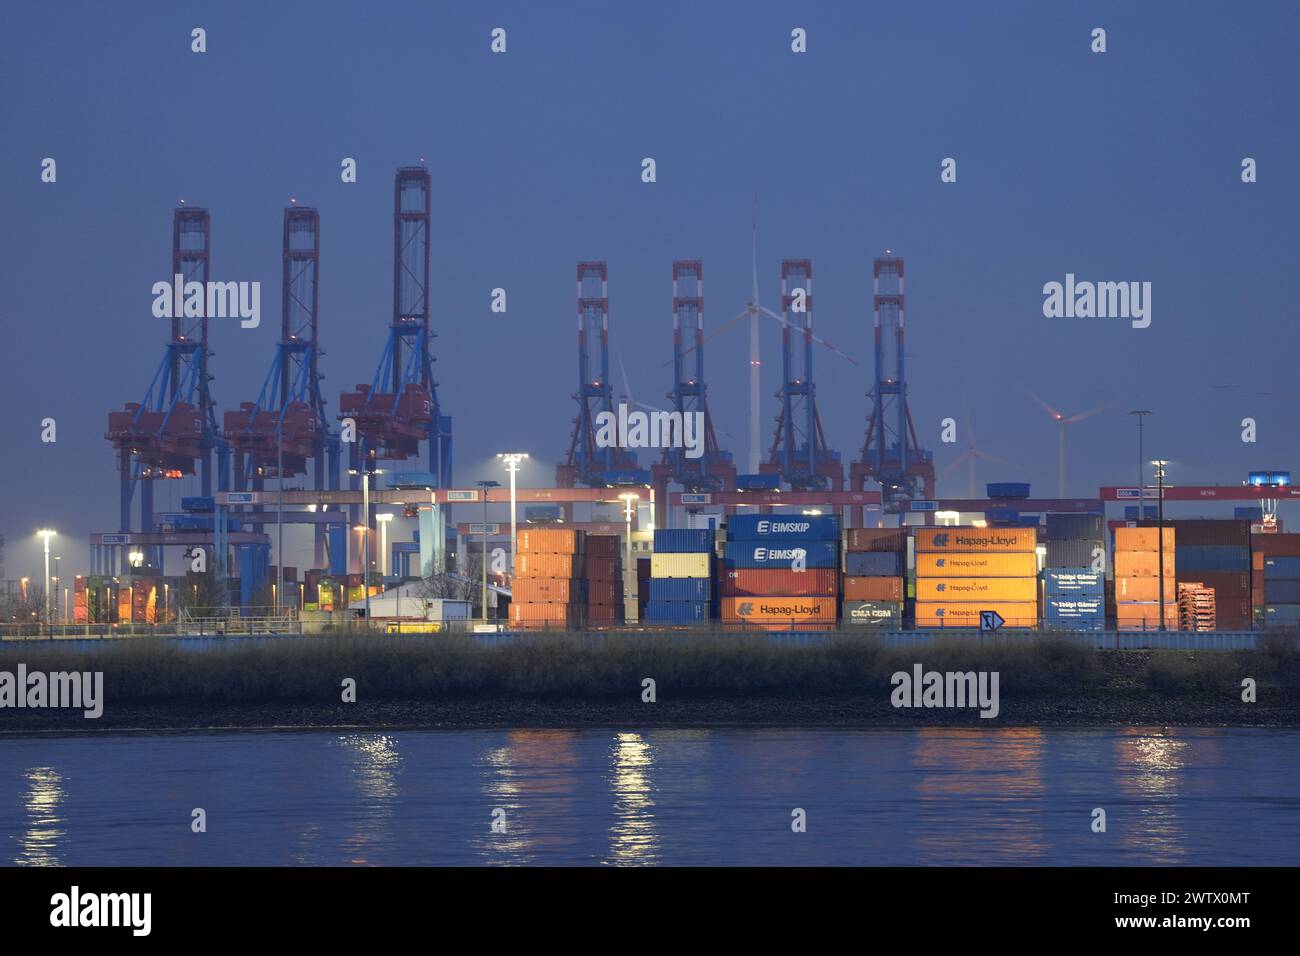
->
[916,577,1038,602]
[1114,527,1175,551]
[914,527,1036,553]
[1115,576,1176,602]
[916,552,1038,577]
[914,602,1038,628]
[651,552,711,578]
[1114,550,1175,578]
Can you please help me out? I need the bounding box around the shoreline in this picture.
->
[2,690,1296,735]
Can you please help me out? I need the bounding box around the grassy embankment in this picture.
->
[1,631,1297,730]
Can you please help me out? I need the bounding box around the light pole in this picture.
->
[476,480,501,622]
[348,466,383,623]
[52,555,61,624]
[1152,459,1168,631]
[619,492,639,622]
[376,513,394,578]
[496,453,529,576]
[37,530,56,628]
[1129,410,1151,510]
[276,420,284,616]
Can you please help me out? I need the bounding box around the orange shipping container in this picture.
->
[1113,550,1175,578]
[1115,576,1176,602]
[915,552,1037,578]
[914,602,1038,629]
[842,576,904,602]
[517,528,584,555]
[916,577,1037,602]
[719,596,837,623]
[511,577,579,602]
[515,552,581,578]
[510,602,583,626]
[914,527,1036,553]
[1115,602,1178,625]
[1114,527,1175,552]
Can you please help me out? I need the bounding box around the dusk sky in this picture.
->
[2,0,1298,576]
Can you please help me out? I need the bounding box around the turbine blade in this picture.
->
[941,451,974,476]
[1024,388,1061,420]
[1064,403,1110,425]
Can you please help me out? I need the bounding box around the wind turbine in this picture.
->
[941,406,1022,498]
[671,209,856,473]
[1026,391,1110,497]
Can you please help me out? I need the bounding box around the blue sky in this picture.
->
[2,0,1298,575]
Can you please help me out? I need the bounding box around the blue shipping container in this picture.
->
[1044,513,1104,540]
[1263,604,1300,623]
[1044,568,1104,597]
[726,514,840,541]
[643,600,709,624]
[647,577,712,602]
[1045,596,1105,619]
[652,529,714,553]
[723,540,839,570]
[1264,556,1300,579]
[844,551,902,576]
[987,482,1030,499]
[1044,540,1103,568]
[1175,546,1250,572]
[1263,580,1300,603]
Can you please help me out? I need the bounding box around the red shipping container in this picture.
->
[1139,519,1248,547]
[718,567,838,598]
[585,579,620,605]
[584,553,621,582]
[586,605,621,626]
[512,577,580,602]
[843,576,904,602]
[1179,570,1250,597]
[1252,533,1300,556]
[844,528,907,553]
[586,534,620,558]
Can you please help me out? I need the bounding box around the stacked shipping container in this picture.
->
[645,529,713,625]
[1042,513,1105,630]
[1145,519,1252,630]
[510,528,586,628]
[1113,527,1177,629]
[1260,536,1300,626]
[584,533,624,627]
[913,527,1038,628]
[719,514,839,630]
[841,528,906,628]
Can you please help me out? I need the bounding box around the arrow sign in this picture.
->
[979,610,1004,633]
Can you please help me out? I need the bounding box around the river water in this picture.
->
[1,727,1296,866]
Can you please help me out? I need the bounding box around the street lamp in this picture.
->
[128,549,144,569]
[1152,459,1169,631]
[1129,410,1151,509]
[376,513,394,578]
[349,466,384,623]
[496,453,529,576]
[53,555,61,623]
[475,480,501,622]
[36,530,56,628]
[619,493,639,622]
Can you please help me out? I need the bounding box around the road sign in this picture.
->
[680,494,712,504]
[979,609,1005,633]
[224,492,258,504]
[101,534,129,544]
[446,490,479,502]
[910,500,939,512]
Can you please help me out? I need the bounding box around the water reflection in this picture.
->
[911,728,1047,864]
[1114,728,1188,863]
[16,767,65,867]
[606,733,659,866]
[334,734,402,865]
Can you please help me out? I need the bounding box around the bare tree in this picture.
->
[417,550,486,615]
